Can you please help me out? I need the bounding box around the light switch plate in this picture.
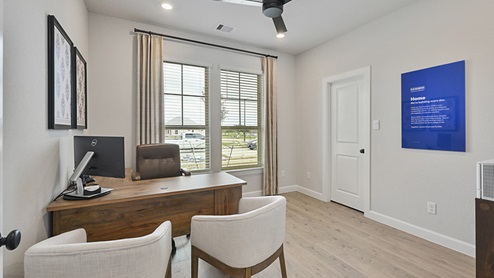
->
[373,120,380,130]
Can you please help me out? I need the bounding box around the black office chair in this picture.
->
[132,143,190,181]
[132,143,191,255]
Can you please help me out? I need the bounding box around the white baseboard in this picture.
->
[242,184,298,197]
[366,210,475,257]
[279,185,298,194]
[295,186,325,201]
[242,184,321,199]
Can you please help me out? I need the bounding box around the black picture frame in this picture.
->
[48,15,74,129]
[73,47,87,129]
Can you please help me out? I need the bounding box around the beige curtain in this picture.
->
[136,33,164,145]
[262,57,278,195]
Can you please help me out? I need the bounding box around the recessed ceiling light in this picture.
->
[277,33,285,39]
[161,2,173,10]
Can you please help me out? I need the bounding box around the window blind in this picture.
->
[220,70,262,169]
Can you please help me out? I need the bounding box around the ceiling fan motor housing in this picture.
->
[262,0,283,18]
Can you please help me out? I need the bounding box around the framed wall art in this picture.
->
[73,47,87,129]
[48,15,74,129]
[401,60,466,152]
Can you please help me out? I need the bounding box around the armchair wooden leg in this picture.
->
[279,246,287,278]
[192,246,199,278]
[245,268,252,278]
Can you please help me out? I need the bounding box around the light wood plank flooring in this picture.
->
[172,192,475,277]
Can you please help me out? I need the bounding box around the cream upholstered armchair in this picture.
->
[191,196,287,278]
[24,221,172,278]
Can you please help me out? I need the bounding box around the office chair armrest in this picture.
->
[181,168,191,176]
[131,171,142,181]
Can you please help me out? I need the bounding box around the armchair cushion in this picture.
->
[24,221,172,278]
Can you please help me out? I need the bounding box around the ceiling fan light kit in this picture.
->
[262,1,283,18]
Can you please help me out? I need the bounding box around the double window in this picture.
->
[163,61,262,171]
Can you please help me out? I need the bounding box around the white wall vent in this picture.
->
[477,159,494,201]
[216,24,235,33]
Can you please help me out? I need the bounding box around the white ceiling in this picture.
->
[84,0,417,55]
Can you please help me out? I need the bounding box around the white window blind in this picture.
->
[220,70,262,169]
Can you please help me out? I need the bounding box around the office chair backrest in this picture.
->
[136,143,183,180]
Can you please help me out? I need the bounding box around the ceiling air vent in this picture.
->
[216,24,235,33]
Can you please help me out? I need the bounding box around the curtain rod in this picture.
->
[134,28,278,59]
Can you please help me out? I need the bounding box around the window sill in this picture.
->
[190,167,263,176]
[226,167,263,176]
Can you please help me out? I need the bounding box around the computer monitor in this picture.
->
[73,136,125,179]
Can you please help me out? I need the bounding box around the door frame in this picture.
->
[321,66,371,213]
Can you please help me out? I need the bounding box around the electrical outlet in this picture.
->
[306,171,311,179]
[427,202,437,215]
[281,170,286,177]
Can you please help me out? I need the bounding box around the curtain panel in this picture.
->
[136,33,164,145]
[262,57,278,195]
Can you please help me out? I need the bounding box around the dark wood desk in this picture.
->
[47,171,245,241]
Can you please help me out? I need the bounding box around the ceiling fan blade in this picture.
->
[273,16,287,33]
[214,0,262,7]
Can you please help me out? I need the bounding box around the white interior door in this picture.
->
[327,69,370,212]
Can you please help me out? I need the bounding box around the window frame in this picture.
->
[163,61,210,171]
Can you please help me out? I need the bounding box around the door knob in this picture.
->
[0,230,21,250]
[360,149,365,154]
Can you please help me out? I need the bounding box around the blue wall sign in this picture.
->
[401,61,466,152]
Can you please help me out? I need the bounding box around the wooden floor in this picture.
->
[172,192,475,277]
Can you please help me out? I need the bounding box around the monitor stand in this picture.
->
[63,178,113,200]
[63,188,112,200]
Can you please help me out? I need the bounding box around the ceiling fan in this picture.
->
[214,0,292,35]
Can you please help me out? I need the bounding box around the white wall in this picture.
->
[87,13,297,194]
[0,0,4,275]
[3,0,88,276]
[296,0,494,256]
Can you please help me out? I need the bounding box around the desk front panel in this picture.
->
[215,187,242,215]
[53,190,215,241]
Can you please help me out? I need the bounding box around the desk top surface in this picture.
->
[47,171,246,212]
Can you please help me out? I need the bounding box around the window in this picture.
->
[163,62,262,172]
[220,70,262,169]
[163,62,209,170]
